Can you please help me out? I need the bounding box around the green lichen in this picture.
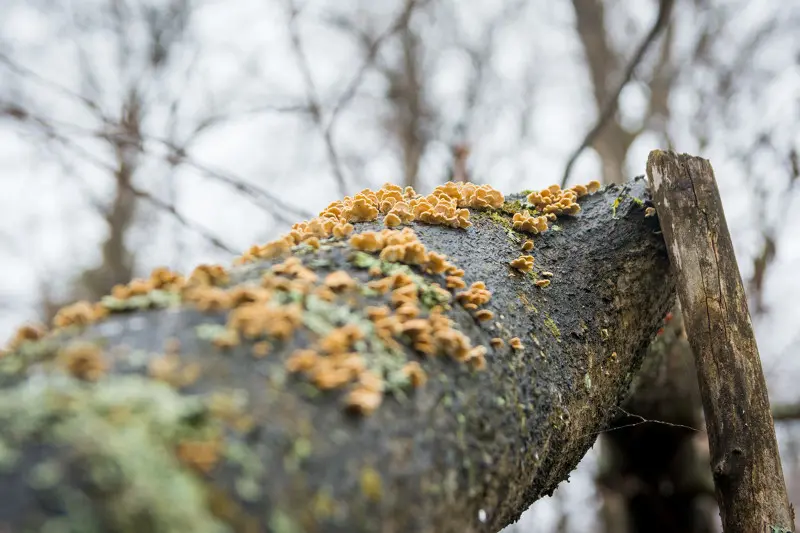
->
[195,324,231,344]
[291,438,312,461]
[0,375,229,533]
[102,289,182,312]
[269,510,303,533]
[348,251,450,310]
[306,258,333,270]
[301,292,410,395]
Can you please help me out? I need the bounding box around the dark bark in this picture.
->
[646,151,794,533]
[0,177,673,533]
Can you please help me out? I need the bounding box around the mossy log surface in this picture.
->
[0,177,673,533]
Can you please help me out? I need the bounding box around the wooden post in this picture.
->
[646,151,794,533]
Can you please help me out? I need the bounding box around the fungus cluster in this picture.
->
[176,438,222,474]
[512,212,550,234]
[235,181,505,265]
[53,301,107,329]
[454,281,492,311]
[5,323,46,351]
[57,342,109,382]
[510,255,535,273]
[506,179,603,279]
[526,181,599,216]
[350,227,463,280]
[148,353,202,389]
[3,180,515,419]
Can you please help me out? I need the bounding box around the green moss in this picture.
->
[500,200,524,215]
[611,193,646,219]
[311,488,336,519]
[359,466,383,501]
[517,293,538,314]
[472,204,537,245]
[611,196,622,219]
[544,316,561,339]
[478,209,513,230]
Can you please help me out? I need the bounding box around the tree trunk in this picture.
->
[0,177,673,533]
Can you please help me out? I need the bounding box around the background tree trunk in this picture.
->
[0,178,672,533]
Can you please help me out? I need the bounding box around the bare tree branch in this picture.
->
[560,0,675,187]
[0,106,237,256]
[285,0,348,197]
[772,403,800,422]
[0,51,109,121]
[327,0,420,124]
[126,183,238,255]
[0,97,314,225]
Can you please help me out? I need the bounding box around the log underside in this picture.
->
[0,177,673,533]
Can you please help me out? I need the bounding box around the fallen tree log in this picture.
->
[0,176,674,533]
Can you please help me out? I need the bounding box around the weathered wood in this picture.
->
[646,151,793,533]
[0,178,673,533]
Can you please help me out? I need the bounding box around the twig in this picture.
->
[1,99,313,224]
[579,406,700,439]
[0,58,314,224]
[126,184,238,255]
[772,403,800,422]
[286,0,348,198]
[5,117,238,255]
[0,51,109,121]
[560,0,674,187]
[328,0,419,123]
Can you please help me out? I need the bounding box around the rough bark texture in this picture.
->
[0,177,673,533]
[646,151,794,533]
